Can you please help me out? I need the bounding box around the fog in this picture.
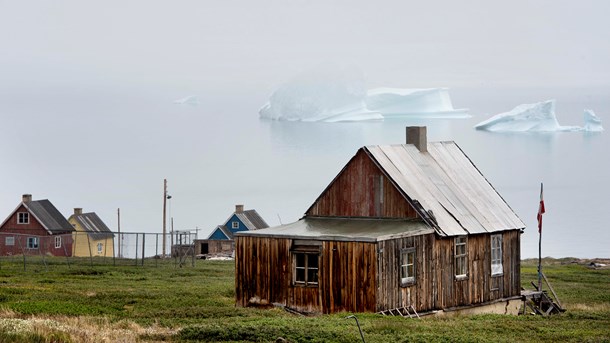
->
[1,1,609,256]
[2,0,609,91]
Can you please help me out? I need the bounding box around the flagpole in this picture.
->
[538,223,542,291]
[538,182,543,291]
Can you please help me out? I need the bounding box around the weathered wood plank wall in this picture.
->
[377,230,521,312]
[307,150,419,218]
[235,236,378,313]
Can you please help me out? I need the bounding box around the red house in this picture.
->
[0,194,75,256]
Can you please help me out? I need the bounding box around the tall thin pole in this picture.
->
[170,217,174,257]
[163,179,167,257]
[117,208,121,258]
[537,182,544,292]
[538,229,542,291]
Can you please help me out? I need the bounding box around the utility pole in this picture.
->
[163,179,167,257]
[117,208,121,258]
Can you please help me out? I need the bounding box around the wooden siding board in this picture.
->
[308,150,418,218]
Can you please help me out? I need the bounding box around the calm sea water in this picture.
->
[0,86,608,258]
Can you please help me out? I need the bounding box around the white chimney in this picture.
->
[406,126,427,152]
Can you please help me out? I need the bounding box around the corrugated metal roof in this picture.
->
[25,200,74,234]
[365,142,525,236]
[236,217,434,242]
[236,210,269,231]
[70,212,114,240]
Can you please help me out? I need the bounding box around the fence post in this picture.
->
[87,232,93,266]
[141,233,145,267]
[155,234,159,267]
[134,233,139,266]
[38,236,48,272]
[62,234,71,269]
[112,235,116,266]
[17,235,26,272]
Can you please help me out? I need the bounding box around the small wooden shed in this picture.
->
[235,127,525,315]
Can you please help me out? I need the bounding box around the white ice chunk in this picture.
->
[173,95,199,105]
[474,100,581,132]
[365,87,469,118]
[260,67,468,122]
[583,109,604,132]
[259,65,367,122]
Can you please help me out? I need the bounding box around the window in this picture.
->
[27,237,39,249]
[17,212,29,224]
[400,248,416,286]
[294,252,319,286]
[292,240,321,287]
[5,237,15,246]
[232,221,239,229]
[97,243,103,253]
[455,236,467,278]
[491,234,503,276]
[55,236,62,249]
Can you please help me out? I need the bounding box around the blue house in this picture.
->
[196,204,269,257]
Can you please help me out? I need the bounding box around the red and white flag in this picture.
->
[537,183,545,233]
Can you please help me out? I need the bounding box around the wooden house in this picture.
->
[194,204,269,257]
[68,208,115,258]
[0,194,74,257]
[235,127,525,315]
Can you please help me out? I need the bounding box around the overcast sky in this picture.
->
[1,1,609,247]
[1,0,609,93]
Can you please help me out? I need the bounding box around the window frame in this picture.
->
[291,240,321,287]
[454,236,468,279]
[97,242,103,254]
[27,237,39,249]
[400,247,416,286]
[54,236,62,249]
[5,236,15,246]
[491,234,503,276]
[231,221,239,229]
[17,212,29,224]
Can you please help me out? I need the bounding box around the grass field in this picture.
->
[0,257,608,342]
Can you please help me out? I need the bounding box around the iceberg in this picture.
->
[259,67,468,122]
[473,100,597,132]
[583,109,604,132]
[173,95,199,105]
[365,87,469,118]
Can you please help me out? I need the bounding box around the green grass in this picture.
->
[0,257,608,342]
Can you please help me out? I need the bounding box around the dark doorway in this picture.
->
[201,243,209,254]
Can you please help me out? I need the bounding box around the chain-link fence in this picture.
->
[0,231,198,271]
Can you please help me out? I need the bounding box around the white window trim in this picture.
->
[17,212,29,224]
[400,248,416,286]
[55,236,62,249]
[491,234,503,276]
[5,236,15,246]
[27,237,39,249]
[455,236,468,279]
[231,221,239,229]
[97,242,103,253]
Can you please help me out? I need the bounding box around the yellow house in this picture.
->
[68,208,115,258]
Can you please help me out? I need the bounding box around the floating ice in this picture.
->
[583,109,604,132]
[473,100,603,132]
[365,88,469,119]
[173,95,199,105]
[260,67,468,122]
